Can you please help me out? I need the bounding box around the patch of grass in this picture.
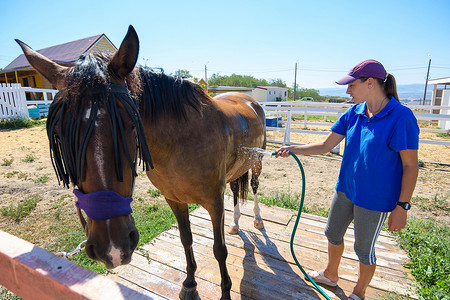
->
[1,158,14,166]
[0,118,46,129]
[36,166,46,171]
[5,171,18,178]
[436,132,450,139]
[17,172,28,179]
[394,217,450,299]
[255,192,301,210]
[21,154,36,163]
[132,198,199,247]
[132,199,176,247]
[0,287,21,300]
[414,194,449,212]
[32,174,51,183]
[302,205,329,218]
[418,159,425,168]
[0,194,42,222]
[292,115,338,122]
[147,188,162,197]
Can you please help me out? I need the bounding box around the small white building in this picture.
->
[252,86,288,102]
[428,77,450,130]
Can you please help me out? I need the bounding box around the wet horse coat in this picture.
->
[16,25,266,299]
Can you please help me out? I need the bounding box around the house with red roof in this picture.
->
[0,34,117,90]
[252,86,288,102]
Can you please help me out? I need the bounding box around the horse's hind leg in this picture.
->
[252,158,264,230]
[165,199,198,300]
[227,179,240,235]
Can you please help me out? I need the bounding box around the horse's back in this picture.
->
[213,92,264,119]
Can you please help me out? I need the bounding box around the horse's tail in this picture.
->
[237,171,249,203]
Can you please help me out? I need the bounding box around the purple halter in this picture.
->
[74,189,133,221]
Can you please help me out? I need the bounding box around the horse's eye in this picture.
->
[129,125,136,133]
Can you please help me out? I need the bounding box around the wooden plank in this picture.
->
[0,230,151,300]
[160,224,412,299]
[110,250,244,300]
[186,208,415,297]
[141,235,324,300]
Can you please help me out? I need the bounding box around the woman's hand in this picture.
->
[275,146,292,158]
[388,206,408,232]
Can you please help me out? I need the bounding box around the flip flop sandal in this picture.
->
[305,270,338,287]
[348,293,364,300]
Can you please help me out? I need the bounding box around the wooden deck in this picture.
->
[107,198,417,299]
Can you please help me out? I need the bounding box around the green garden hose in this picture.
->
[272,151,332,300]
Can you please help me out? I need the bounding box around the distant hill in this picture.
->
[319,83,432,101]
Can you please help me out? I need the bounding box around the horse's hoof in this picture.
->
[179,285,200,300]
[227,225,239,235]
[254,219,264,230]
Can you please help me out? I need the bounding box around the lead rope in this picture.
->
[55,239,87,259]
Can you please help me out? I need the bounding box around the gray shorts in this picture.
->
[325,191,388,265]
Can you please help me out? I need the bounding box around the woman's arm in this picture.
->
[388,149,419,231]
[275,132,345,157]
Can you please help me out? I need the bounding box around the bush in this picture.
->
[0,118,45,129]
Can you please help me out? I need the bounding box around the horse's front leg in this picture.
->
[206,194,232,300]
[166,199,198,300]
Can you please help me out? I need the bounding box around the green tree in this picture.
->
[173,69,193,78]
[208,73,286,88]
[289,84,326,101]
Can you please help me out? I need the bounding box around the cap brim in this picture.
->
[336,75,357,85]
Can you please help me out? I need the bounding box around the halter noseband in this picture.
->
[74,189,132,221]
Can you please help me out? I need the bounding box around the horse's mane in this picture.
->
[137,67,208,122]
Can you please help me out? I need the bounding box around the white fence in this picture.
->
[261,101,450,147]
[0,83,29,121]
[0,84,58,121]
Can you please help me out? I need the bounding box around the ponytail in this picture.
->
[383,74,400,103]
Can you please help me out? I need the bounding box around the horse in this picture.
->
[17,25,266,299]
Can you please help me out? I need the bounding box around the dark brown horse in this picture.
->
[17,25,266,299]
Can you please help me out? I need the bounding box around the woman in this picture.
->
[275,59,419,300]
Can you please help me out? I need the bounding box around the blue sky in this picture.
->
[1,0,449,89]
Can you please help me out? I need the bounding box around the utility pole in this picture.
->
[205,65,208,93]
[423,56,431,105]
[293,62,298,101]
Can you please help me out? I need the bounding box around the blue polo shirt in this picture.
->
[331,98,419,212]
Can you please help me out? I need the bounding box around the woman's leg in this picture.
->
[323,242,344,282]
[352,262,376,298]
[352,206,388,298]
[317,191,354,282]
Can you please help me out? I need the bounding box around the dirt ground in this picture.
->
[0,125,449,228]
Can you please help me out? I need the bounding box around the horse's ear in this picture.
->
[15,39,68,90]
[109,25,139,81]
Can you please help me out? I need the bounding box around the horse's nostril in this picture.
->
[85,243,97,260]
[129,228,139,249]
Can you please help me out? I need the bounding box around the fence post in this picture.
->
[330,110,342,154]
[283,109,292,146]
[303,102,307,129]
